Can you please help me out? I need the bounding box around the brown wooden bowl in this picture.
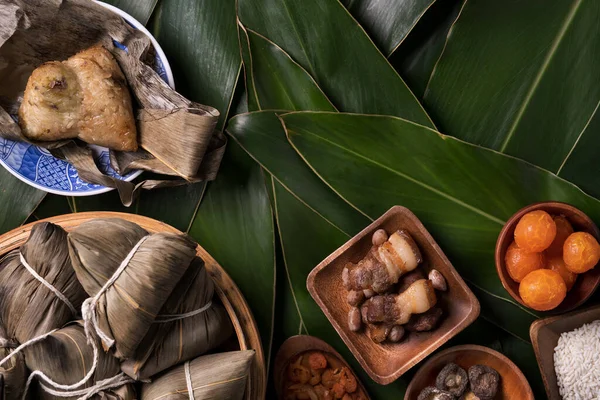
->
[0,212,266,400]
[530,304,600,400]
[404,345,534,400]
[495,201,600,313]
[274,335,371,400]
[307,206,480,385]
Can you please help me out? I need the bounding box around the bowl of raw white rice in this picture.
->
[530,304,600,400]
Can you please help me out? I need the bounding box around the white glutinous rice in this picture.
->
[554,319,600,400]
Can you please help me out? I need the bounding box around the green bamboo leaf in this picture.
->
[0,169,45,231]
[388,0,463,98]
[240,27,337,112]
[136,0,242,229]
[284,112,600,328]
[27,195,73,223]
[423,0,600,176]
[341,0,436,56]
[189,140,276,369]
[237,0,434,126]
[103,0,159,25]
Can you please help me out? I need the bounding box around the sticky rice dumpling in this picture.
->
[0,325,27,400]
[0,222,86,343]
[23,322,136,400]
[0,347,26,400]
[121,257,233,380]
[19,45,138,152]
[141,350,255,400]
[68,218,196,359]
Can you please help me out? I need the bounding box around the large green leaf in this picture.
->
[237,0,434,127]
[189,140,276,368]
[104,0,159,25]
[284,112,600,326]
[423,0,600,178]
[389,0,463,98]
[135,0,243,229]
[342,0,436,56]
[0,169,45,232]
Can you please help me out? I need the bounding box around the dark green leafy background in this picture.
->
[3,1,599,399]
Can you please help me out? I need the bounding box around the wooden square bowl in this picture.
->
[306,206,480,385]
[404,345,534,400]
[495,202,600,313]
[530,304,600,399]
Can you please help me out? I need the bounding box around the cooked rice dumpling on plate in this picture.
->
[68,218,197,359]
[19,45,137,152]
[141,350,255,400]
[23,322,136,400]
[121,256,233,380]
[0,222,86,344]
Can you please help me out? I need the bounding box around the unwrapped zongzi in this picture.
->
[68,218,197,358]
[121,257,233,379]
[0,222,86,343]
[141,350,255,400]
[23,322,135,400]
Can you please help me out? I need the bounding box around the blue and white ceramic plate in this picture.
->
[0,1,175,196]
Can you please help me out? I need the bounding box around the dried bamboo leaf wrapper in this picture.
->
[0,346,27,400]
[141,350,255,400]
[122,257,234,380]
[0,222,86,343]
[23,323,135,400]
[68,218,197,359]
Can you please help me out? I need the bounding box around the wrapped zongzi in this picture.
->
[141,350,255,400]
[0,222,86,343]
[121,257,233,379]
[23,322,135,400]
[68,218,197,359]
[0,326,27,400]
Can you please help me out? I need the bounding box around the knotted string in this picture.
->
[19,252,77,316]
[82,235,149,349]
[39,372,136,400]
[153,301,213,323]
[0,329,58,367]
[18,236,149,400]
[185,361,195,400]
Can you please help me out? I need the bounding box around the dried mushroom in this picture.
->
[348,307,362,332]
[406,307,443,332]
[347,290,364,307]
[468,365,500,399]
[435,363,468,396]
[429,269,447,291]
[368,323,391,344]
[459,391,482,400]
[387,325,405,342]
[417,386,455,400]
[372,229,388,246]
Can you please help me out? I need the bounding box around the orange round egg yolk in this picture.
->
[519,269,566,311]
[505,241,545,282]
[545,215,574,257]
[563,232,600,273]
[546,255,577,292]
[514,210,557,252]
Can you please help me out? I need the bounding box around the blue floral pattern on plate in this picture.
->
[0,4,172,196]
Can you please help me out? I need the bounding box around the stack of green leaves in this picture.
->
[6,0,599,398]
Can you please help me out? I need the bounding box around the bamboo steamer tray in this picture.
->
[0,212,266,400]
